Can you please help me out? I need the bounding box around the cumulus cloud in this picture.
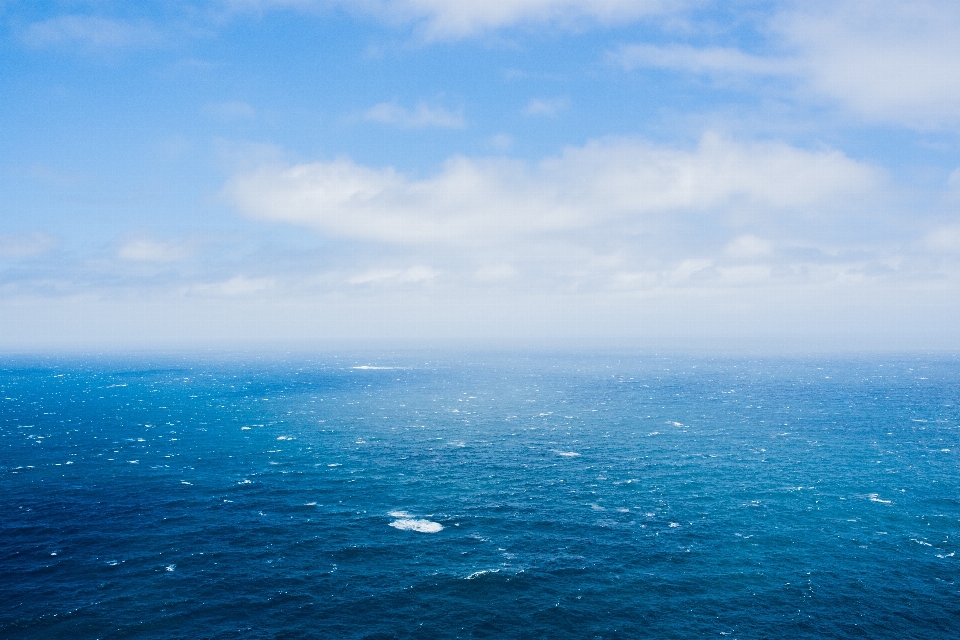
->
[363,101,465,128]
[21,15,163,49]
[225,132,880,244]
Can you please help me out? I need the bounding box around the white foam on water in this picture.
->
[328,463,341,467]
[389,518,443,533]
[667,421,685,427]
[276,436,294,441]
[465,569,500,580]
[128,460,139,464]
[555,451,580,457]
[388,510,413,518]
[181,481,192,485]
[238,479,252,484]
[166,564,176,571]
[912,539,933,546]
[937,552,955,558]
[669,522,680,527]
[617,508,630,513]
[867,493,891,504]
[304,502,317,506]
[241,426,251,430]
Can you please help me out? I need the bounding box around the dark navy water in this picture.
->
[2,352,960,638]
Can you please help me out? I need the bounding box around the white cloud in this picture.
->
[0,233,59,259]
[613,44,788,76]
[723,235,772,260]
[925,226,960,253]
[348,266,439,285]
[117,239,191,263]
[363,101,465,128]
[525,97,569,116]
[226,0,676,38]
[22,16,163,49]
[475,264,517,282]
[188,276,274,296]
[225,132,880,244]
[616,1,960,129]
[777,0,960,128]
[394,0,675,37]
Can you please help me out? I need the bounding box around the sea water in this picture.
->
[2,352,959,638]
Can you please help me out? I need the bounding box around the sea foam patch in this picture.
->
[388,511,443,533]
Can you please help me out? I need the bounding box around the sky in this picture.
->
[2,0,960,351]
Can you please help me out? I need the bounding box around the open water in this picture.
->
[2,352,959,638]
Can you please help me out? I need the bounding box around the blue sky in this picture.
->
[2,0,960,350]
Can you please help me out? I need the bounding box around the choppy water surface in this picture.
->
[2,352,959,638]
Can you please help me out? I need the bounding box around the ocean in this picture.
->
[2,352,959,638]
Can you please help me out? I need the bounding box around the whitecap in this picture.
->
[555,451,580,457]
[389,518,443,533]
[465,569,500,580]
[867,493,891,504]
[165,564,176,571]
[669,522,680,527]
[388,510,413,518]
[304,501,317,506]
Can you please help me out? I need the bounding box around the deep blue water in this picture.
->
[2,352,960,639]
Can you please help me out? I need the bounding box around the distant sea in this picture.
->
[2,352,959,638]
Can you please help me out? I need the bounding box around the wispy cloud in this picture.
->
[0,233,59,259]
[613,44,789,76]
[202,101,256,120]
[21,15,164,49]
[615,1,960,130]
[226,0,680,38]
[524,97,569,117]
[363,101,465,129]
[117,239,191,263]
[188,276,274,296]
[347,266,439,285]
